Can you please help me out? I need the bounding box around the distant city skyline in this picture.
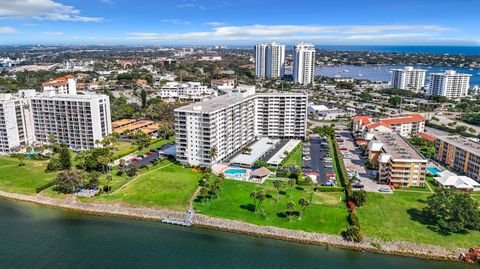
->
[0,0,479,45]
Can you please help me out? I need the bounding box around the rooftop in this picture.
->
[437,135,480,155]
[230,138,280,166]
[372,131,426,161]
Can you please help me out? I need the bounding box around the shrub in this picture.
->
[348,212,360,228]
[350,189,367,207]
[342,225,363,242]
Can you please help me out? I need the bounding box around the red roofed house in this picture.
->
[211,78,235,89]
[353,113,425,138]
[419,132,436,142]
[42,75,77,95]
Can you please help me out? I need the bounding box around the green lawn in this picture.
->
[137,137,175,155]
[356,191,480,248]
[112,140,138,159]
[88,162,202,210]
[195,179,348,235]
[282,143,302,168]
[0,156,57,195]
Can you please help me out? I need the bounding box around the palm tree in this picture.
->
[208,146,218,162]
[273,180,283,203]
[298,198,310,220]
[256,191,267,219]
[250,191,257,212]
[287,178,296,198]
[287,201,295,222]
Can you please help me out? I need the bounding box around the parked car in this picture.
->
[353,184,364,188]
[378,187,391,193]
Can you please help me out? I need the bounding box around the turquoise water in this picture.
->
[224,168,247,175]
[0,198,474,269]
[427,167,441,176]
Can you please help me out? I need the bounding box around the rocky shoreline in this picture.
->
[0,190,465,262]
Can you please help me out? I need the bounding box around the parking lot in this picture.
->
[303,135,337,186]
[334,125,390,193]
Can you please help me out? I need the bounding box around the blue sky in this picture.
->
[0,0,479,45]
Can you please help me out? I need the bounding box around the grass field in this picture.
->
[356,191,480,248]
[112,140,138,159]
[0,156,57,195]
[88,162,202,210]
[282,143,302,168]
[195,179,348,234]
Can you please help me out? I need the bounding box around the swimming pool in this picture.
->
[427,167,441,176]
[224,168,247,175]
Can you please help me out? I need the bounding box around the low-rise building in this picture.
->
[42,75,77,95]
[154,82,217,102]
[434,170,480,191]
[353,113,425,138]
[307,105,352,120]
[367,131,427,187]
[434,135,480,180]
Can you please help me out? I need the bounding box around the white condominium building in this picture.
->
[255,44,268,79]
[293,43,316,85]
[0,89,112,152]
[390,66,426,91]
[175,91,307,166]
[42,75,77,95]
[255,43,285,79]
[428,70,471,98]
[155,82,217,102]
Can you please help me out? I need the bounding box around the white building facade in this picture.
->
[0,90,112,152]
[428,70,471,98]
[255,43,285,79]
[390,66,426,91]
[42,75,77,95]
[293,43,316,85]
[155,82,217,102]
[175,91,307,166]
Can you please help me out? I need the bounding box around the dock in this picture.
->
[162,209,194,226]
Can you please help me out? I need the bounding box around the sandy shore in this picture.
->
[0,190,465,262]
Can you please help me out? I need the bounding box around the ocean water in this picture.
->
[0,198,472,269]
[315,64,480,86]
[314,46,480,55]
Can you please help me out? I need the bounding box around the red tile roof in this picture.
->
[379,114,425,126]
[419,132,436,142]
[354,115,372,125]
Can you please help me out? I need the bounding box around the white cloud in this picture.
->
[100,0,114,4]
[124,24,453,43]
[0,27,16,34]
[204,22,225,27]
[42,31,64,35]
[176,3,195,8]
[0,0,103,22]
[161,19,190,25]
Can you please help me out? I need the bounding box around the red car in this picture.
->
[325,173,335,177]
[340,147,348,150]
[145,152,153,155]
[130,157,139,162]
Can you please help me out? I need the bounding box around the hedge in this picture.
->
[316,186,344,192]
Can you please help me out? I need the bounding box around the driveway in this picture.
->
[335,125,384,193]
[307,135,333,185]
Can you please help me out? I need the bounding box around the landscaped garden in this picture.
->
[194,179,348,234]
[281,143,302,168]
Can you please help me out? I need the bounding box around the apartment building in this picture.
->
[353,114,425,138]
[0,89,112,152]
[434,136,480,180]
[0,91,35,152]
[293,43,316,85]
[154,82,217,102]
[175,90,307,166]
[42,75,77,95]
[367,131,427,187]
[428,70,471,98]
[254,43,285,79]
[390,66,426,92]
